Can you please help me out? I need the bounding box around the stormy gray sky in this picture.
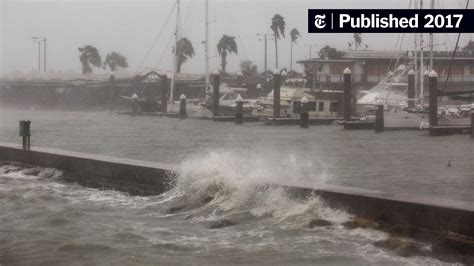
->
[1,0,472,78]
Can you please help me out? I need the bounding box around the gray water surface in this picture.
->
[0,107,473,265]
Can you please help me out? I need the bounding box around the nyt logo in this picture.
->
[308,11,332,32]
[314,14,326,29]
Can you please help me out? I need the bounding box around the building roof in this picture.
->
[297,50,474,64]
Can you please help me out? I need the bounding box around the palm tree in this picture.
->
[353,33,362,50]
[78,45,102,74]
[217,35,238,73]
[103,52,129,72]
[289,28,300,71]
[175,37,195,73]
[271,14,286,69]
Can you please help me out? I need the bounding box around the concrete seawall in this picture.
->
[1,143,473,237]
[0,142,176,196]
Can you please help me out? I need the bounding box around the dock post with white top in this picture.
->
[407,69,415,109]
[343,68,352,129]
[179,94,187,119]
[273,69,281,118]
[212,71,220,117]
[235,94,243,124]
[428,70,438,135]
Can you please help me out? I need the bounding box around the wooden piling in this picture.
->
[375,105,384,133]
[428,70,438,135]
[108,75,115,111]
[343,68,352,129]
[235,94,243,124]
[471,107,474,139]
[19,120,31,150]
[213,72,220,117]
[179,94,187,119]
[300,96,309,128]
[407,69,415,109]
[273,69,281,118]
[131,93,139,116]
[160,74,168,113]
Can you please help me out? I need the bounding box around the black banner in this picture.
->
[308,9,474,33]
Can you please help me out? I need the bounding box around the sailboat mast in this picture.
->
[419,0,425,107]
[414,0,418,99]
[170,0,181,102]
[429,0,434,71]
[205,0,210,94]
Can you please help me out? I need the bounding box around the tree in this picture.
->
[217,35,238,73]
[103,52,128,72]
[271,14,286,69]
[462,40,474,54]
[353,33,362,50]
[239,60,258,77]
[175,37,195,73]
[78,45,102,74]
[289,28,301,71]
[319,45,341,59]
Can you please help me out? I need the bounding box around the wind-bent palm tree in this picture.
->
[271,14,286,69]
[176,37,195,73]
[289,28,301,71]
[78,45,102,74]
[353,33,362,50]
[103,52,129,72]
[217,35,238,73]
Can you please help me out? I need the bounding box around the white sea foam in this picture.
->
[175,150,348,223]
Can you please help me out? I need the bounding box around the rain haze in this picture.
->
[1,0,473,265]
[1,0,472,77]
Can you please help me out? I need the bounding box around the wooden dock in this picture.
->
[429,125,472,136]
[212,116,261,123]
[263,117,341,126]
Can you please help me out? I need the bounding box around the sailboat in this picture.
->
[164,0,256,117]
[358,0,472,129]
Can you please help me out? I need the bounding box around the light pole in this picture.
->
[304,44,318,59]
[32,38,42,73]
[32,36,46,72]
[257,33,274,73]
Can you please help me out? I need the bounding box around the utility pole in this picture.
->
[32,38,42,72]
[44,38,47,72]
[257,33,274,72]
[204,0,209,93]
[170,0,181,102]
[304,44,318,59]
[32,36,46,72]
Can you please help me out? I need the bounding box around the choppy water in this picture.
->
[1,163,441,265]
[0,107,473,264]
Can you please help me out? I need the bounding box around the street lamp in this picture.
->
[304,44,318,59]
[32,36,46,72]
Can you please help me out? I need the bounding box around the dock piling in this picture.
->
[273,69,281,118]
[471,107,474,139]
[213,71,220,117]
[407,69,415,109]
[428,70,438,135]
[235,94,243,124]
[160,74,168,113]
[179,94,187,119]
[131,93,139,116]
[300,96,309,128]
[108,75,115,111]
[375,105,384,133]
[19,120,31,150]
[343,68,352,129]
